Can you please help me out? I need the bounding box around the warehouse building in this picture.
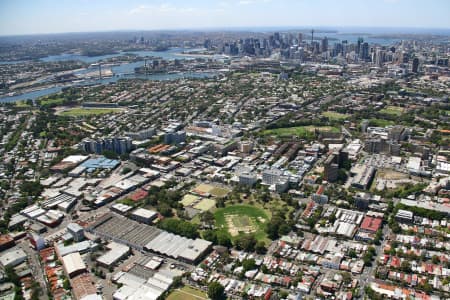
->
[97,242,130,268]
[87,213,211,264]
[62,252,87,278]
[0,248,27,268]
[131,208,158,224]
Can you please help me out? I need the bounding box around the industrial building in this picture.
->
[131,208,158,224]
[62,252,87,278]
[0,248,27,268]
[97,242,130,268]
[87,213,211,264]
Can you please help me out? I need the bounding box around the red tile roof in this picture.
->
[360,216,382,233]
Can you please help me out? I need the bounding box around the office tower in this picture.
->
[321,37,328,53]
[298,33,303,44]
[324,155,339,182]
[360,42,369,60]
[412,57,419,73]
[357,37,363,55]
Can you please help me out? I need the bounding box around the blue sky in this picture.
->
[0,0,449,35]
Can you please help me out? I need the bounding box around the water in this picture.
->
[39,47,206,64]
[0,71,217,103]
[0,47,222,103]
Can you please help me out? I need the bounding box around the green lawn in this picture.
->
[39,97,64,106]
[379,105,404,116]
[214,205,269,241]
[59,107,120,116]
[322,111,349,120]
[15,101,31,108]
[167,286,208,300]
[210,186,230,198]
[261,125,339,138]
[369,118,395,127]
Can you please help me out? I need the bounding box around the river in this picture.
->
[0,48,224,103]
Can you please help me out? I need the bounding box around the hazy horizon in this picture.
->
[1,0,450,36]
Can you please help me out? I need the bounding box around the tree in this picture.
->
[63,278,71,290]
[255,241,267,254]
[201,211,215,226]
[121,167,132,174]
[203,230,217,244]
[235,234,257,252]
[158,218,199,239]
[20,181,43,198]
[242,258,256,271]
[216,232,232,247]
[348,249,357,258]
[101,150,118,159]
[157,203,173,217]
[208,282,225,300]
[400,261,411,273]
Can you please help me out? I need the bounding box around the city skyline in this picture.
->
[1,0,450,36]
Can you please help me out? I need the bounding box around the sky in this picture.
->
[0,0,450,36]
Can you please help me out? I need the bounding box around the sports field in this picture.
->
[322,111,349,120]
[167,286,208,300]
[191,183,230,198]
[214,205,269,240]
[193,198,216,211]
[59,107,121,116]
[261,125,340,138]
[181,194,200,206]
[379,105,404,116]
[369,118,395,127]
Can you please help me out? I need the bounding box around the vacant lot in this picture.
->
[215,205,269,241]
[167,286,208,300]
[261,125,340,138]
[59,107,121,116]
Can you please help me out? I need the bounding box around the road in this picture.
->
[19,240,49,300]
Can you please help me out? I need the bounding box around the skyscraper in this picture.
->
[321,37,328,53]
[412,57,419,73]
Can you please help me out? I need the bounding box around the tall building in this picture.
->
[297,33,303,44]
[412,57,419,73]
[321,37,328,53]
[360,42,369,61]
[164,130,186,145]
[324,155,339,182]
[80,137,133,155]
[262,168,283,185]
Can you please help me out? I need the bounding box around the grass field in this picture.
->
[193,198,216,211]
[59,107,120,116]
[167,286,207,300]
[379,106,404,116]
[215,205,269,241]
[369,118,395,127]
[261,125,339,138]
[40,97,64,106]
[191,184,230,198]
[322,111,349,120]
[210,186,230,198]
[15,101,31,108]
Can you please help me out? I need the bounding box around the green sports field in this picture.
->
[59,107,121,116]
[167,286,208,300]
[214,205,269,241]
[261,125,340,138]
